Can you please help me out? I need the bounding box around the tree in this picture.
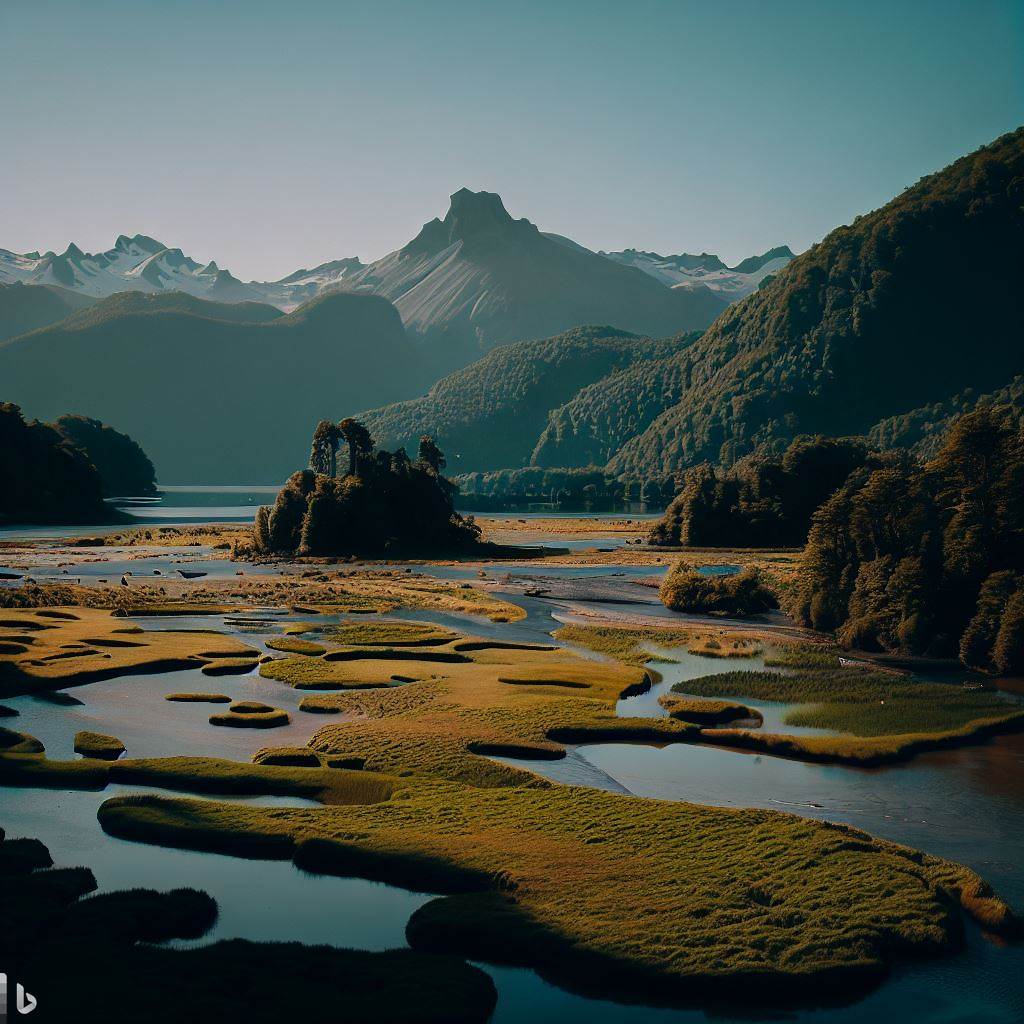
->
[338,418,374,477]
[418,435,446,474]
[310,420,342,476]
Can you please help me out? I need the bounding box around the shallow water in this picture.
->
[2,551,1023,1022]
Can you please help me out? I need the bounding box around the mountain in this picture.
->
[0,234,363,312]
[0,291,424,484]
[602,246,794,300]
[0,282,95,342]
[357,326,693,473]
[606,127,1024,478]
[341,189,727,370]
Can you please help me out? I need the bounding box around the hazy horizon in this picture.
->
[2,0,1022,280]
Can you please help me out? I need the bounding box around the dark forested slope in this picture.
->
[609,128,1024,477]
[358,327,690,473]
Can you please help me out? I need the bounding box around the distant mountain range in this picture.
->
[0,291,424,483]
[359,128,1024,483]
[1,194,790,373]
[601,246,794,300]
[0,234,366,311]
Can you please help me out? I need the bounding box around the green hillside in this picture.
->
[0,282,95,342]
[0,291,423,484]
[358,327,687,473]
[608,127,1024,477]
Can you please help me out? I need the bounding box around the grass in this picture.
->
[165,692,231,703]
[73,730,126,760]
[0,607,258,697]
[556,623,763,665]
[264,637,327,656]
[325,620,458,646]
[96,785,1018,1003]
[764,644,842,670]
[1,828,498,1024]
[658,696,759,725]
[2,611,1020,1003]
[209,703,290,729]
[200,658,259,676]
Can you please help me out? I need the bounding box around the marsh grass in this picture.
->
[73,730,126,760]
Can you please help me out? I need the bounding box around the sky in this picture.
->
[1,0,1021,280]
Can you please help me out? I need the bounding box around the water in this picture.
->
[2,545,1023,1021]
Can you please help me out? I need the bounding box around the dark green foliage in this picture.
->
[868,377,1024,460]
[660,565,778,616]
[0,402,120,524]
[649,436,870,547]
[791,409,1024,669]
[257,425,480,557]
[53,414,157,495]
[454,465,659,508]
[358,327,691,473]
[610,128,1024,478]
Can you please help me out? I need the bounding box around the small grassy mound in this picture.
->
[658,696,759,725]
[326,620,457,647]
[209,703,290,729]
[74,730,126,760]
[165,692,231,703]
[200,658,259,676]
[264,637,327,656]
[0,726,44,754]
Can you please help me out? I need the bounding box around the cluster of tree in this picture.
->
[0,402,121,524]
[51,414,156,496]
[868,376,1024,460]
[453,465,680,510]
[659,565,778,617]
[648,436,871,547]
[253,419,480,557]
[790,409,1024,674]
[608,127,1024,479]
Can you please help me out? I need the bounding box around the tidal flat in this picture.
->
[1,524,1023,1023]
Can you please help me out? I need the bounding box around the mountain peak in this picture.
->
[113,234,166,255]
[443,188,514,237]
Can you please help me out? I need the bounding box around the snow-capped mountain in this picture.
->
[602,246,794,300]
[0,235,363,311]
[340,188,727,370]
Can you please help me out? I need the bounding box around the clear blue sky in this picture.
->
[2,0,1021,279]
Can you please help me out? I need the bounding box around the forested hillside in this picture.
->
[608,128,1024,477]
[359,327,691,473]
